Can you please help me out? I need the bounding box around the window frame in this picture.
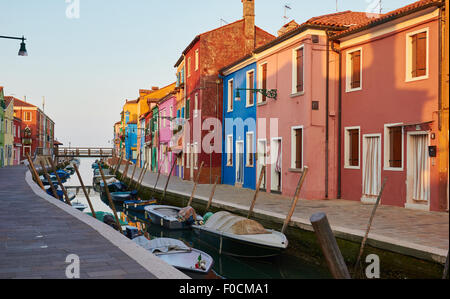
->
[292,45,305,96]
[246,131,255,167]
[195,49,199,71]
[194,93,199,118]
[405,27,429,82]
[344,126,361,169]
[257,62,268,104]
[384,123,404,171]
[226,134,233,166]
[227,79,234,112]
[345,47,363,93]
[290,126,304,170]
[246,70,255,108]
[187,57,191,78]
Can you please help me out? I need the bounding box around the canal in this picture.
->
[64,158,331,279]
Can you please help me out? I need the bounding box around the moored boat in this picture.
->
[123,199,157,213]
[192,211,288,258]
[144,205,203,230]
[132,236,214,278]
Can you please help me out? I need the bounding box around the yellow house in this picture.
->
[3,97,14,166]
[121,99,139,162]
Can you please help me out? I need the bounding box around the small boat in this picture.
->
[123,199,157,213]
[99,181,128,193]
[71,202,87,211]
[110,191,138,202]
[85,211,128,226]
[40,175,66,185]
[132,236,214,279]
[50,169,71,180]
[144,205,203,230]
[92,161,108,170]
[93,176,117,192]
[46,187,76,201]
[191,211,288,258]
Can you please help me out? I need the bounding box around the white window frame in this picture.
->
[194,93,199,118]
[246,70,255,108]
[344,126,361,169]
[24,111,32,122]
[290,126,304,170]
[193,142,199,169]
[345,47,363,93]
[227,79,234,112]
[226,135,233,166]
[187,57,191,78]
[186,143,190,168]
[384,123,404,171]
[257,62,268,104]
[292,45,305,96]
[195,49,199,71]
[246,132,254,167]
[405,27,429,82]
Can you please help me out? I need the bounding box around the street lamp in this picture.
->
[0,35,28,56]
[235,88,277,101]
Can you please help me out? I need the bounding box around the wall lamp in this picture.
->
[235,88,277,101]
[0,35,28,56]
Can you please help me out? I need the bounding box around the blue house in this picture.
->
[124,111,137,164]
[221,57,257,190]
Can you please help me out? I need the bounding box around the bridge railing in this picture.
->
[56,147,115,157]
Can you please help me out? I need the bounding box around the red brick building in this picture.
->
[181,0,275,183]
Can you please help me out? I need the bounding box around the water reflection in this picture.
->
[64,158,330,279]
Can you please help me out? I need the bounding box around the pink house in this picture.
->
[254,11,374,199]
[158,93,177,176]
[332,0,446,211]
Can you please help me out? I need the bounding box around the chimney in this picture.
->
[242,0,255,54]
[151,86,159,91]
[277,20,299,36]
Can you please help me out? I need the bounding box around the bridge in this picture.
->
[55,147,115,158]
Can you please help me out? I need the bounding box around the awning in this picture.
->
[398,120,433,127]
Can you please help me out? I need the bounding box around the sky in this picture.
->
[0,0,416,148]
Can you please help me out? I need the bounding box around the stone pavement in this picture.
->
[118,164,449,262]
[0,165,188,279]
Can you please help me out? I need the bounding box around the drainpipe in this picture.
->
[325,30,330,199]
[330,39,342,199]
[219,73,226,184]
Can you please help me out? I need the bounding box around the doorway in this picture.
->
[361,134,381,203]
[236,141,244,186]
[257,139,267,190]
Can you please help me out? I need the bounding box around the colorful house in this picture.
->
[3,97,15,166]
[158,93,177,176]
[121,99,138,163]
[13,117,22,165]
[0,86,5,167]
[174,56,186,179]
[252,11,373,199]
[150,105,159,172]
[181,0,275,184]
[221,56,257,190]
[331,0,446,211]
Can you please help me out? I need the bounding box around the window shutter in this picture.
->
[389,127,402,168]
[186,99,190,119]
[295,129,302,169]
[416,32,427,77]
[248,71,254,105]
[262,65,267,102]
[350,129,359,166]
[296,48,304,92]
[351,51,361,89]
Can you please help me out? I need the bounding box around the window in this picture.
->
[408,30,428,80]
[246,71,255,107]
[195,49,199,71]
[384,124,403,170]
[186,98,190,119]
[291,127,303,169]
[345,127,360,168]
[194,93,198,118]
[346,48,362,92]
[169,106,173,129]
[226,135,233,166]
[292,46,304,94]
[246,132,254,167]
[24,111,32,122]
[186,144,190,168]
[259,63,267,103]
[187,57,191,78]
[193,143,199,169]
[227,79,234,112]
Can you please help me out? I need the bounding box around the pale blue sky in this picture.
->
[0,0,415,147]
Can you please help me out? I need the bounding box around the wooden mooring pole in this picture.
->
[114,153,124,175]
[310,212,351,279]
[281,166,308,234]
[40,161,58,199]
[187,161,204,207]
[248,165,265,219]
[98,165,123,234]
[26,153,45,191]
[206,176,219,211]
[122,160,130,180]
[149,164,163,200]
[443,251,449,279]
[47,158,72,206]
[354,177,387,276]
[129,154,140,186]
[133,161,147,189]
[161,159,178,203]
[73,163,96,219]
[137,162,149,192]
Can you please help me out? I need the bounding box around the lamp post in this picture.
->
[0,35,28,56]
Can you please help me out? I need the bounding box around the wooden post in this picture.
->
[149,165,162,200]
[161,159,178,203]
[98,165,123,234]
[247,165,266,218]
[133,161,147,189]
[443,251,449,279]
[122,160,130,180]
[26,153,45,191]
[354,178,387,275]
[73,163,96,219]
[310,212,351,279]
[129,153,140,186]
[281,166,308,234]
[114,152,124,175]
[206,176,219,211]
[187,161,204,207]
[47,157,72,206]
[40,161,58,199]
[137,162,149,192]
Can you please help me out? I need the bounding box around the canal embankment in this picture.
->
[112,161,449,279]
[0,165,189,279]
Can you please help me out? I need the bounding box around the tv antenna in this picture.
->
[283,4,291,21]
[220,18,229,26]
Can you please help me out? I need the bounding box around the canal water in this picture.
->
[64,158,330,279]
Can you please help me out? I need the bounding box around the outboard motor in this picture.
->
[125,226,140,239]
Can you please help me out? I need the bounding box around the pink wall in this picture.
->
[159,95,177,176]
[256,33,339,199]
[340,17,441,211]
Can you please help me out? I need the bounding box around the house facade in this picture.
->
[221,58,258,190]
[158,93,177,176]
[174,56,186,179]
[0,87,5,167]
[13,117,22,165]
[332,0,446,211]
[121,100,138,163]
[2,96,14,166]
[181,0,275,184]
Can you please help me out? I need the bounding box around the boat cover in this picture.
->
[133,236,191,253]
[204,211,268,235]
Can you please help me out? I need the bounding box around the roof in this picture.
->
[146,82,176,102]
[4,97,13,108]
[7,96,36,108]
[331,0,444,39]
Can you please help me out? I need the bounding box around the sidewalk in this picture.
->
[119,163,449,264]
[0,165,188,279]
